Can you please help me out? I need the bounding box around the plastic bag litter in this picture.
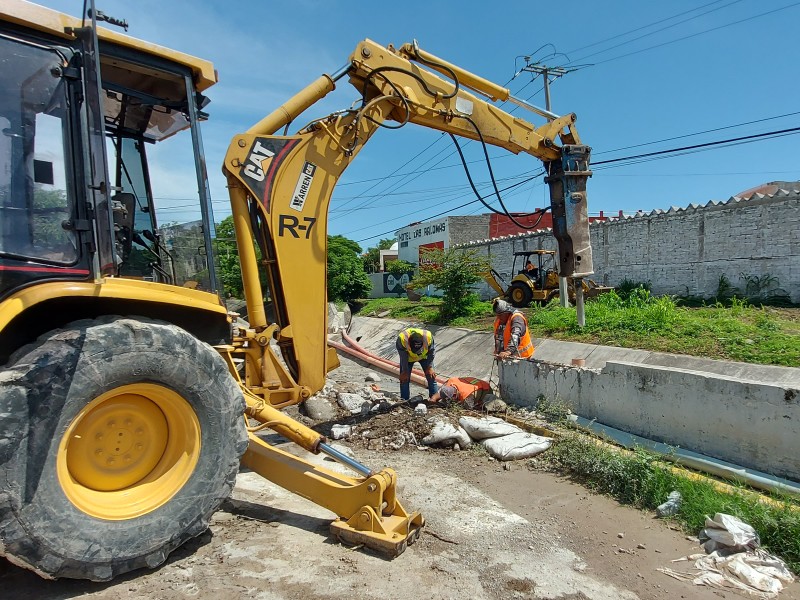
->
[458,416,522,440]
[660,549,794,599]
[421,419,471,448]
[656,490,682,517]
[699,513,760,553]
[481,431,552,461]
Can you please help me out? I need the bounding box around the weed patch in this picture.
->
[542,432,800,573]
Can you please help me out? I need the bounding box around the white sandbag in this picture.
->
[481,432,552,461]
[459,416,522,440]
[422,419,471,448]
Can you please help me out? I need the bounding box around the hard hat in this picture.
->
[439,385,457,401]
[492,298,513,315]
[408,331,424,351]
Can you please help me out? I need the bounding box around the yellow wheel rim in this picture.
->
[511,287,525,304]
[57,383,201,520]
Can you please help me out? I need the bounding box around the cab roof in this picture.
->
[0,0,218,92]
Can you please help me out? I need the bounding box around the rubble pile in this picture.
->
[304,373,554,461]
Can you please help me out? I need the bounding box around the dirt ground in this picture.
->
[2,355,798,600]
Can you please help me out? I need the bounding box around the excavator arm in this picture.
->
[220,39,594,556]
[223,38,593,397]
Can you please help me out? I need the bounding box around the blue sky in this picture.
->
[42,0,800,249]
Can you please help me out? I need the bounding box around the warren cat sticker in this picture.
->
[289,162,317,212]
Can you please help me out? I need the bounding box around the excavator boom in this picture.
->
[221,38,594,558]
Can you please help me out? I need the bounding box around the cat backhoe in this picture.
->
[0,0,593,581]
[484,250,613,307]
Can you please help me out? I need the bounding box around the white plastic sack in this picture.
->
[458,416,522,440]
[700,513,760,553]
[421,419,471,448]
[661,549,794,599]
[481,432,552,461]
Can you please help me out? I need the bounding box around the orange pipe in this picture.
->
[340,332,447,384]
[329,340,430,387]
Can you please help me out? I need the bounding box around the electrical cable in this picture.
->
[593,126,800,167]
[565,0,729,55]
[595,110,800,156]
[350,122,799,243]
[352,174,541,243]
[566,0,744,65]
[588,3,800,67]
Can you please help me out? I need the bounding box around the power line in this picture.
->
[352,174,542,243]
[565,0,731,55]
[566,0,745,65]
[595,110,800,156]
[593,126,800,167]
[350,124,799,244]
[589,3,800,67]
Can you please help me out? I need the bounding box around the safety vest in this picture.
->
[398,328,433,362]
[446,377,491,406]
[493,311,534,359]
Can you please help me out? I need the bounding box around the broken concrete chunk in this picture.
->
[364,372,381,383]
[483,397,508,412]
[304,395,338,422]
[459,416,522,440]
[330,424,352,440]
[414,403,428,415]
[336,392,370,414]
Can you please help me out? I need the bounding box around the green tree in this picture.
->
[212,215,252,299]
[411,247,489,320]
[362,238,395,273]
[385,259,415,276]
[328,235,371,302]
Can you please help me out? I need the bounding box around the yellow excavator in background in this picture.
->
[484,249,613,307]
[0,0,593,581]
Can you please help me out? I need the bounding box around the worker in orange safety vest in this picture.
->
[396,327,438,400]
[492,298,534,359]
[430,376,492,409]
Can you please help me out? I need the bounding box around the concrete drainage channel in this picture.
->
[340,314,800,495]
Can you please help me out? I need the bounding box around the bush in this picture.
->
[411,248,490,321]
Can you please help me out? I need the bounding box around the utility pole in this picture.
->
[520,61,572,310]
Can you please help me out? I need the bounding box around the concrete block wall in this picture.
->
[460,191,800,302]
[447,215,490,246]
[499,359,800,482]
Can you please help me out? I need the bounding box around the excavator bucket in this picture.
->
[242,433,424,556]
[330,495,425,556]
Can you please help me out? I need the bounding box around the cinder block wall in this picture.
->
[447,215,490,246]
[462,191,800,302]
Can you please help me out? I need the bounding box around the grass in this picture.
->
[540,431,800,573]
[355,291,800,367]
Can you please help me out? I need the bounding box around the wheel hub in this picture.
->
[57,384,201,520]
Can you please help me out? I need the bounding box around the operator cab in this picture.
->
[0,2,218,301]
[512,250,555,290]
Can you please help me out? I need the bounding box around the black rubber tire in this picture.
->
[508,282,533,308]
[0,317,247,581]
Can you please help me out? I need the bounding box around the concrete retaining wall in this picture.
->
[499,359,800,482]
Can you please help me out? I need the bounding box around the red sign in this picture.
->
[418,241,444,266]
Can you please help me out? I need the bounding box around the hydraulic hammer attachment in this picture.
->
[239,383,424,556]
[546,145,594,278]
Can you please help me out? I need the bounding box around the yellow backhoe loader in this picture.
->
[0,0,593,581]
[484,249,613,307]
